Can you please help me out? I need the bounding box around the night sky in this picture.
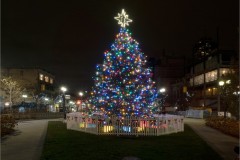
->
[2,0,239,94]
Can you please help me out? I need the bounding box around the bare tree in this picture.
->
[0,76,25,108]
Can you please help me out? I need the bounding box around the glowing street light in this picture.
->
[79,92,84,97]
[78,91,84,112]
[22,94,28,98]
[219,81,224,86]
[60,86,67,119]
[159,88,166,93]
[158,87,167,114]
[5,102,10,107]
[22,94,28,102]
[61,86,67,92]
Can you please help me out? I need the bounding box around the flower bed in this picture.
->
[0,114,18,136]
[205,116,239,138]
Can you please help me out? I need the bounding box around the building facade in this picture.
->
[188,50,237,111]
[1,68,55,106]
[172,49,238,111]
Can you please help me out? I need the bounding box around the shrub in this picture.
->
[206,116,239,138]
[0,114,18,136]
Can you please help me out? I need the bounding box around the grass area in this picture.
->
[41,121,222,160]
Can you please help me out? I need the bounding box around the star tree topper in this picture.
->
[114,9,132,28]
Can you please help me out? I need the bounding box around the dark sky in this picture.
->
[2,0,239,93]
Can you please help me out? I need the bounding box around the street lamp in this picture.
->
[5,102,10,107]
[160,88,166,93]
[44,97,49,111]
[61,86,67,119]
[218,81,224,86]
[78,91,84,112]
[61,87,67,92]
[22,94,28,102]
[218,80,230,117]
[79,92,83,97]
[158,87,167,114]
[218,80,225,113]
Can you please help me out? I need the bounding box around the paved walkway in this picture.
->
[1,118,239,160]
[1,119,62,160]
[184,118,239,160]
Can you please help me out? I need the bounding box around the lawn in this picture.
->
[41,121,222,160]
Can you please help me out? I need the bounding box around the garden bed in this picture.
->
[0,114,18,137]
[205,117,239,138]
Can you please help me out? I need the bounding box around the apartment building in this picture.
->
[1,68,55,104]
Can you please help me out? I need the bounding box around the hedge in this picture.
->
[1,114,18,137]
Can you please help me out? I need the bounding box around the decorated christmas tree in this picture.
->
[91,9,157,117]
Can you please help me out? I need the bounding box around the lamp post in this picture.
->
[61,86,67,119]
[158,87,166,114]
[44,97,49,111]
[22,94,28,101]
[5,102,10,111]
[79,91,84,112]
[79,91,83,97]
[5,102,10,107]
[218,80,230,118]
[160,88,166,93]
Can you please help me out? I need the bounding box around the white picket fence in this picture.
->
[66,113,184,136]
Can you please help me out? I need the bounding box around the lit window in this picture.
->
[194,74,204,85]
[220,68,230,76]
[205,88,212,96]
[50,78,53,84]
[205,70,217,82]
[212,88,217,95]
[39,74,44,81]
[41,84,45,91]
[45,76,49,83]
